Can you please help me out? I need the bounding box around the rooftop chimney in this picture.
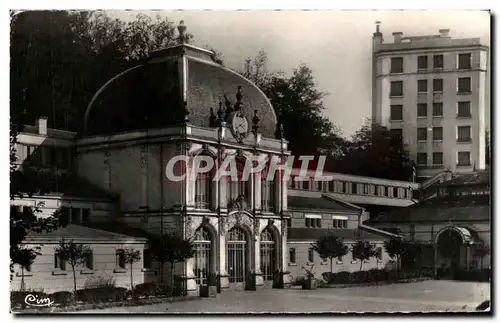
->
[439,29,450,38]
[392,32,403,43]
[36,117,48,136]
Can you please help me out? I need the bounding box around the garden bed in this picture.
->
[319,277,432,288]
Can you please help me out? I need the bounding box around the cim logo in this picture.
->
[24,294,54,307]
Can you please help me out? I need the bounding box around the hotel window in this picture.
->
[457,152,471,166]
[287,218,292,227]
[116,250,126,269]
[458,53,472,69]
[261,179,275,212]
[70,208,81,223]
[306,216,321,228]
[457,101,471,118]
[351,183,358,194]
[417,128,427,141]
[143,249,153,269]
[457,77,471,93]
[333,218,348,229]
[433,127,443,141]
[84,251,93,270]
[457,126,471,142]
[390,105,403,121]
[308,248,314,263]
[390,57,403,73]
[433,79,443,92]
[54,252,66,270]
[433,103,443,117]
[417,153,427,166]
[417,104,427,117]
[316,181,323,191]
[82,208,91,224]
[417,55,428,70]
[328,180,334,192]
[384,186,389,197]
[305,218,311,228]
[390,81,403,97]
[363,184,369,195]
[227,160,249,200]
[433,54,443,69]
[302,180,310,190]
[433,152,443,165]
[391,128,403,139]
[417,79,428,93]
[289,248,296,264]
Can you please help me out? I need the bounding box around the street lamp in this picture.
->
[252,109,260,218]
[216,99,225,293]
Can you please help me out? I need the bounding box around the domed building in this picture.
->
[76,24,291,294]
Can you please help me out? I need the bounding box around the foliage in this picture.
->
[10,11,190,133]
[384,237,405,272]
[84,276,115,289]
[55,239,92,300]
[76,286,128,303]
[240,50,345,155]
[351,240,378,271]
[301,264,315,279]
[10,289,47,309]
[384,238,428,271]
[474,244,490,269]
[331,121,413,181]
[123,249,142,290]
[312,234,348,274]
[321,268,433,285]
[149,232,195,286]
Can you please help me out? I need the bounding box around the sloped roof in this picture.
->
[288,228,389,242]
[25,224,146,243]
[287,195,359,213]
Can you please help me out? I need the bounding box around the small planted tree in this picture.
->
[55,239,92,301]
[384,237,405,272]
[123,249,141,291]
[13,246,39,291]
[351,240,377,271]
[150,232,195,287]
[312,234,348,274]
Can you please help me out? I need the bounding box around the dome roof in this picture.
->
[84,44,277,138]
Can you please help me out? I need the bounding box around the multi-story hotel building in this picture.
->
[371,23,489,181]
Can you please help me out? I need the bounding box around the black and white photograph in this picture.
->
[7,8,492,315]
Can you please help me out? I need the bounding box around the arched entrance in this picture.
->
[227,227,248,284]
[260,228,276,281]
[193,227,213,285]
[435,226,474,276]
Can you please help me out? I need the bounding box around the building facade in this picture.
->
[371,24,489,180]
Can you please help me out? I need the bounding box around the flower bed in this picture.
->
[320,268,434,286]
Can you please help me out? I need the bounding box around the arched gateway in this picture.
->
[227,227,248,284]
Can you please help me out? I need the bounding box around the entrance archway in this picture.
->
[260,228,276,281]
[227,227,248,283]
[193,226,213,285]
[435,226,474,274]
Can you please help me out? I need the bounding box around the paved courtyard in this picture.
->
[82,280,490,314]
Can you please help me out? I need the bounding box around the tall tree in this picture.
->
[351,240,377,271]
[240,50,345,155]
[312,234,348,274]
[332,121,413,181]
[55,239,92,301]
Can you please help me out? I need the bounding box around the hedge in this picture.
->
[321,268,433,285]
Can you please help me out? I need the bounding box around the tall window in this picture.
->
[433,79,443,92]
[194,227,212,285]
[458,53,472,69]
[227,160,249,200]
[302,180,310,190]
[458,77,471,93]
[260,229,276,281]
[417,79,428,93]
[351,183,358,194]
[433,127,443,141]
[433,152,443,165]
[82,208,91,224]
[308,248,314,263]
[457,101,471,118]
[195,165,212,209]
[433,54,444,69]
[417,128,428,141]
[261,178,275,212]
[143,249,153,269]
[116,250,126,269]
[390,81,403,97]
[433,103,443,117]
[458,152,471,166]
[84,251,93,270]
[305,217,321,228]
[417,153,427,166]
[289,248,296,264]
[417,55,428,70]
[70,208,80,223]
[54,252,66,270]
[457,126,471,142]
[390,57,404,73]
[390,105,403,121]
[417,104,427,117]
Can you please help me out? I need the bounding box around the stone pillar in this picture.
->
[218,233,229,289]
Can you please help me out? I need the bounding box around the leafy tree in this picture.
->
[55,239,92,300]
[331,121,413,181]
[351,240,377,271]
[123,249,142,291]
[240,50,345,155]
[312,234,348,274]
[400,240,426,270]
[12,247,39,291]
[384,237,405,272]
[150,233,195,287]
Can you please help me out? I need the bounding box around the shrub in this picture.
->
[50,291,74,306]
[84,276,116,289]
[454,269,490,282]
[367,268,388,282]
[77,286,127,303]
[133,282,174,298]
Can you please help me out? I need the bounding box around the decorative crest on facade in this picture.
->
[227,195,250,212]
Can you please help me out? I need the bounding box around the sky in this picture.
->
[112,10,490,137]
